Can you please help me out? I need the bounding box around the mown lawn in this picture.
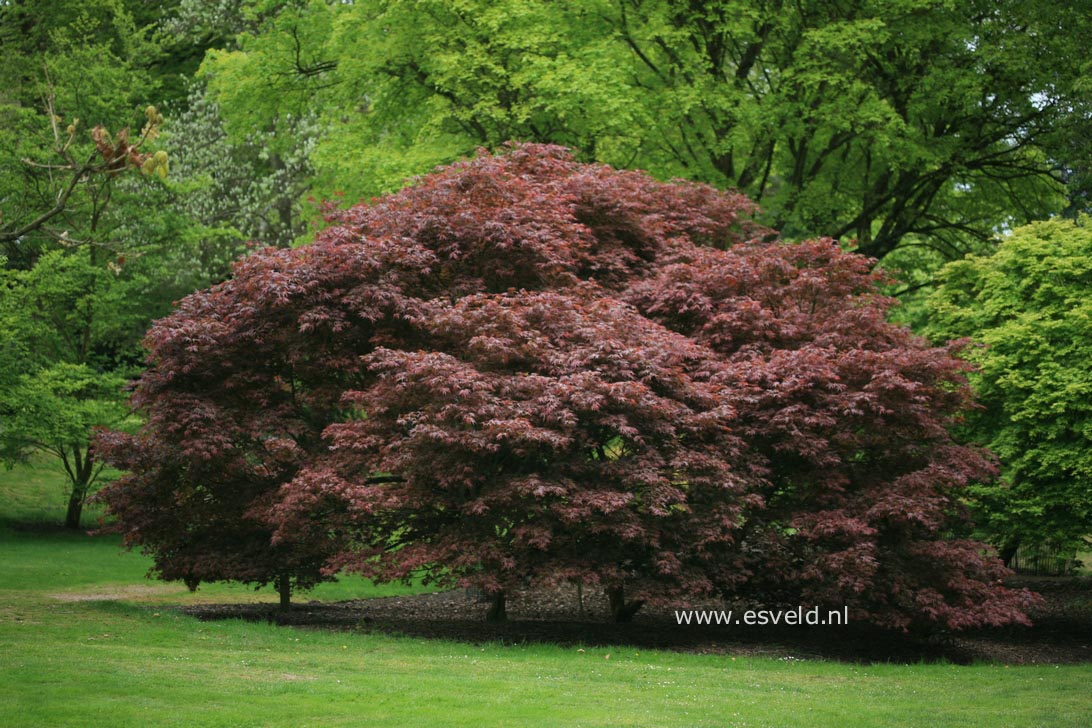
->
[1,464,1090,727]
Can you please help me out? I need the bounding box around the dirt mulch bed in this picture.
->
[184,577,1091,665]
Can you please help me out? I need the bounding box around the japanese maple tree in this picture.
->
[98,144,1035,627]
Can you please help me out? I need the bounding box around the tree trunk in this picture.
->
[277,574,292,612]
[63,487,84,530]
[60,444,96,530]
[606,585,645,623]
[485,591,507,622]
[999,541,1020,569]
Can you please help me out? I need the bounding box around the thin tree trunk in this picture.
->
[277,574,292,612]
[63,487,85,529]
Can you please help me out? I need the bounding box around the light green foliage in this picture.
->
[0,362,127,494]
[196,0,1086,261]
[199,0,654,201]
[927,218,1092,556]
[0,247,152,526]
[313,0,641,201]
[879,232,1004,331]
[0,362,127,454]
[0,1,223,527]
[201,1,333,147]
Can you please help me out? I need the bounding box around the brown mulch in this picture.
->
[183,577,1092,665]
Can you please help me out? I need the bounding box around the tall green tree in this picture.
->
[0,0,209,527]
[926,218,1092,563]
[174,0,326,250]
[198,0,1089,261]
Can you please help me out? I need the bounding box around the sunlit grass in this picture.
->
[1,462,1089,727]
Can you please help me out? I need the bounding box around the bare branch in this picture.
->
[0,151,98,243]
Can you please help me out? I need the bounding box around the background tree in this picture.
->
[926,218,1092,565]
[0,109,184,528]
[1,249,136,528]
[162,81,318,254]
[100,145,1036,629]
[0,0,220,527]
[181,0,326,250]
[196,0,1090,266]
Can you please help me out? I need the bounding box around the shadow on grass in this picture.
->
[180,580,1092,666]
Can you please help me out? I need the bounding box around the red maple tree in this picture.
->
[98,144,1036,627]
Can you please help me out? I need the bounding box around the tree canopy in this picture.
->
[926,218,1092,563]
[98,145,1036,629]
[200,0,1090,261]
[0,0,238,527]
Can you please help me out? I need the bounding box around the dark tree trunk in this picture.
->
[277,574,292,612]
[999,542,1020,569]
[485,591,507,622]
[63,487,84,530]
[61,444,96,530]
[606,585,645,623]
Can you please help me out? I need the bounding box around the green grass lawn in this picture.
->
[1,463,1090,727]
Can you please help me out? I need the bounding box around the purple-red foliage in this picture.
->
[97,144,1036,628]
